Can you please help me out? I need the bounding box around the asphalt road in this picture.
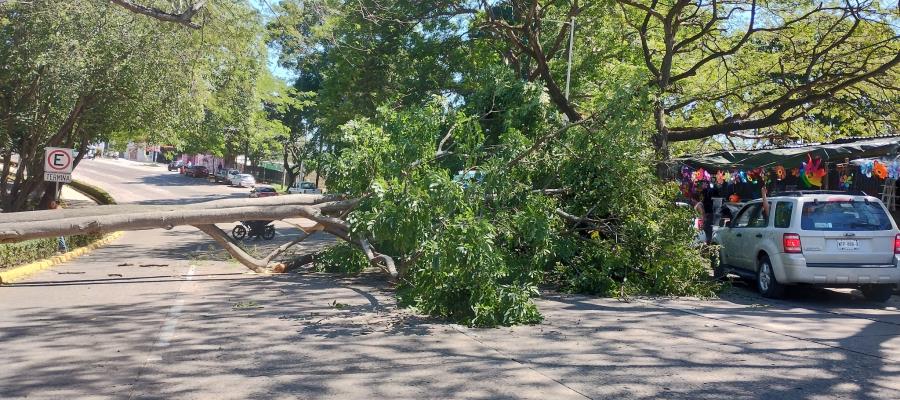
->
[1,158,898,399]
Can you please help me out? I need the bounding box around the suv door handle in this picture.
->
[736,233,742,237]
[755,234,763,238]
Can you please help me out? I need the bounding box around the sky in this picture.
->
[249,0,298,83]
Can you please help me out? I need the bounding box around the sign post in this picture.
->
[44,147,74,200]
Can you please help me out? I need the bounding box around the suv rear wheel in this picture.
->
[757,255,785,298]
[860,284,894,303]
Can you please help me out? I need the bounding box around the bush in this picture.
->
[0,233,105,269]
[68,180,116,205]
[314,243,369,274]
[0,238,57,268]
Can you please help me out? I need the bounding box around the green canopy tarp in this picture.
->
[675,136,900,171]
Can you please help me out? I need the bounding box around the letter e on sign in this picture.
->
[44,147,74,174]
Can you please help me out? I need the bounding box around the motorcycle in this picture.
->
[231,220,276,240]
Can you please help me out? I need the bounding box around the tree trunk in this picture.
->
[0,147,12,209]
[652,100,671,179]
[0,196,396,276]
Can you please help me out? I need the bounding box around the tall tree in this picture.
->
[0,0,265,211]
[614,0,899,172]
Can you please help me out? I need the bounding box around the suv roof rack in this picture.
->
[773,190,869,197]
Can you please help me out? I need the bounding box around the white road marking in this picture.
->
[145,265,195,362]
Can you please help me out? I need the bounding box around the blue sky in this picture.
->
[249,0,298,82]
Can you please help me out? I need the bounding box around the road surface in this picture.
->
[1,158,898,399]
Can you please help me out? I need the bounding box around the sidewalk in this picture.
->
[60,185,96,209]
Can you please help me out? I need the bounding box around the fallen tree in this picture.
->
[0,195,397,275]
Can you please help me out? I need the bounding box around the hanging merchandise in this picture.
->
[774,165,786,181]
[873,161,888,180]
[745,169,756,184]
[840,173,853,190]
[681,165,693,180]
[693,168,711,183]
[889,161,900,180]
[738,170,748,183]
[800,154,826,188]
[755,167,768,184]
[730,170,741,184]
[747,168,759,184]
[791,167,801,177]
[715,170,726,186]
[860,160,874,178]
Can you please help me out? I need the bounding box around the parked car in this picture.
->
[214,168,241,183]
[288,181,321,194]
[712,190,900,302]
[231,173,256,187]
[185,165,209,178]
[168,160,184,171]
[249,185,278,198]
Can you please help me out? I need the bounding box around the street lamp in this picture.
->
[545,17,576,100]
[564,16,575,101]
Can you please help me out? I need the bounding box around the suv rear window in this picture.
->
[800,201,893,231]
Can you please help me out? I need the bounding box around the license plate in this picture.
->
[836,239,859,251]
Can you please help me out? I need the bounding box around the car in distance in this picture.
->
[213,168,240,184]
[249,185,278,198]
[185,165,209,178]
[168,160,184,171]
[288,181,321,194]
[713,191,899,302]
[231,173,256,188]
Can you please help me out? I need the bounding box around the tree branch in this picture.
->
[505,114,595,168]
[109,0,207,29]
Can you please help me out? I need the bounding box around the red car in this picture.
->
[249,185,278,198]
[185,165,209,178]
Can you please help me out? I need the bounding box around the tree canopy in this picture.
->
[0,0,285,210]
[262,0,897,325]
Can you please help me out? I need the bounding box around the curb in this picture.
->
[0,231,124,284]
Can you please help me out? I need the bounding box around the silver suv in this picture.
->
[713,191,900,302]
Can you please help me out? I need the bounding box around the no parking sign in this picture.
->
[44,147,74,183]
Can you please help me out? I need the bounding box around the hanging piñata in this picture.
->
[693,168,710,183]
[873,161,888,180]
[860,160,874,178]
[890,161,900,180]
[774,166,786,181]
[839,173,853,190]
[800,154,826,188]
[715,170,726,186]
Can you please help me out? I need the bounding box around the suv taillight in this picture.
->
[894,234,900,254]
[783,233,802,253]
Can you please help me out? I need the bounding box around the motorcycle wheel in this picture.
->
[262,226,276,240]
[231,225,247,240]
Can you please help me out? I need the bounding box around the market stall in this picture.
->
[673,135,900,214]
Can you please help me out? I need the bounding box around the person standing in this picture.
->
[695,180,719,244]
